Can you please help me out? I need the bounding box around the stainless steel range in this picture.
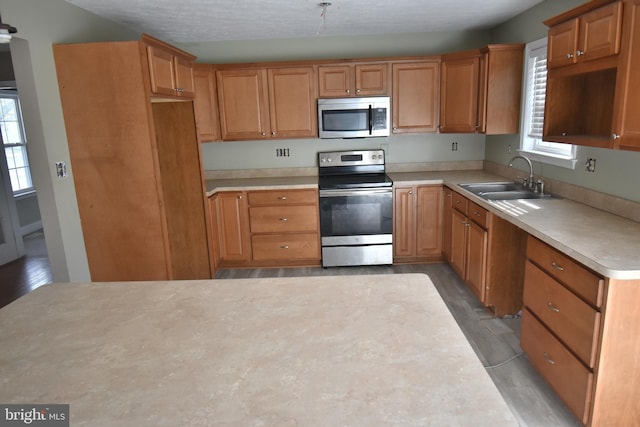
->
[318,149,393,267]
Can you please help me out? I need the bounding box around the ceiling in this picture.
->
[64,0,544,44]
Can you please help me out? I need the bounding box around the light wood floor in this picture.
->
[216,263,582,427]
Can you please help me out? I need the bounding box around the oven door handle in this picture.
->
[319,188,392,197]
[368,104,373,135]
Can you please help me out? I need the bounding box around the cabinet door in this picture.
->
[442,187,453,261]
[578,1,622,63]
[207,195,222,272]
[174,55,195,97]
[217,69,270,140]
[393,186,415,258]
[440,55,480,133]
[416,186,443,257]
[267,67,317,138]
[147,45,177,97]
[354,64,388,95]
[216,191,251,262]
[392,62,439,133]
[548,19,579,69]
[318,65,352,97]
[193,66,220,142]
[450,208,467,279]
[466,221,488,303]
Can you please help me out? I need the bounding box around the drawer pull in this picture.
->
[551,261,564,271]
[543,352,556,365]
[279,218,288,222]
[277,196,287,200]
[280,245,289,249]
[547,302,560,313]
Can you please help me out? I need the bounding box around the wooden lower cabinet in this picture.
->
[447,189,526,316]
[393,185,443,262]
[210,188,321,268]
[521,236,640,426]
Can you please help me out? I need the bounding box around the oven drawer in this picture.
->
[527,236,604,307]
[249,206,318,233]
[248,189,317,206]
[251,233,320,261]
[524,261,601,368]
[521,308,594,425]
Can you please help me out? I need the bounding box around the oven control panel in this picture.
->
[318,150,385,167]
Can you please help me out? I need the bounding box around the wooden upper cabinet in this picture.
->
[439,51,481,133]
[193,65,221,143]
[143,34,196,99]
[318,63,388,97]
[478,45,524,135]
[392,61,439,133]
[267,67,317,138]
[217,66,316,140]
[546,1,622,69]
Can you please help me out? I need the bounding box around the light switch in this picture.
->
[55,161,67,178]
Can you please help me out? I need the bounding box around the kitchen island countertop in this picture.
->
[0,274,517,426]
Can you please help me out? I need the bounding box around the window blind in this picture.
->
[528,50,547,139]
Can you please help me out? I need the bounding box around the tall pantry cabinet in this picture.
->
[53,36,211,281]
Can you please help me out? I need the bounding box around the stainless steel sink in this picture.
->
[458,182,557,201]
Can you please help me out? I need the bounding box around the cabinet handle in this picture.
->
[566,52,574,59]
[393,126,397,131]
[277,196,288,200]
[547,302,560,313]
[261,132,266,136]
[408,190,413,195]
[271,131,276,136]
[237,195,243,200]
[551,261,564,271]
[543,352,556,365]
[280,245,289,249]
[346,89,350,94]
[356,88,361,93]
[279,218,288,222]
[612,133,620,140]
[474,211,481,217]
[576,50,584,56]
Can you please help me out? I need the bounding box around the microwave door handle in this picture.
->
[368,105,373,135]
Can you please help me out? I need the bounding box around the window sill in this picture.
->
[518,149,577,170]
[14,189,37,200]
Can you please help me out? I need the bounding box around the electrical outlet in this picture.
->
[55,161,67,178]
[508,144,512,153]
[585,158,597,172]
[451,141,458,151]
[275,148,290,157]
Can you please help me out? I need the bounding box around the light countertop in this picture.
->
[205,170,640,279]
[0,274,517,426]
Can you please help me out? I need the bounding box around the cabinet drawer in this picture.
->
[467,200,488,228]
[251,233,320,261]
[249,205,318,233]
[524,261,601,368]
[248,189,317,206]
[521,309,594,425]
[527,236,604,307]
[452,192,468,215]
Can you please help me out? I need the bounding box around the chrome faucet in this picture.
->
[508,155,535,190]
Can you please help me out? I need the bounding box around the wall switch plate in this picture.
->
[585,158,596,173]
[451,141,458,151]
[55,161,67,178]
[275,148,290,157]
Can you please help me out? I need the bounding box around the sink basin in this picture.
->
[459,182,557,201]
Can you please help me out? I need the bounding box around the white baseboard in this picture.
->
[21,221,43,237]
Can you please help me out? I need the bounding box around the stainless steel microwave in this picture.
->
[317,97,391,139]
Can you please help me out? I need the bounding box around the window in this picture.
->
[520,38,577,169]
[1,91,33,195]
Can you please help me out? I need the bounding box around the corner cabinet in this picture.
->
[440,45,523,134]
[393,185,443,263]
[216,66,317,140]
[543,0,640,151]
[193,64,221,143]
[447,189,526,316]
[53,38,211,281]
[521,236,640,426]
[391,61,440,134]
[143,34,195,99]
